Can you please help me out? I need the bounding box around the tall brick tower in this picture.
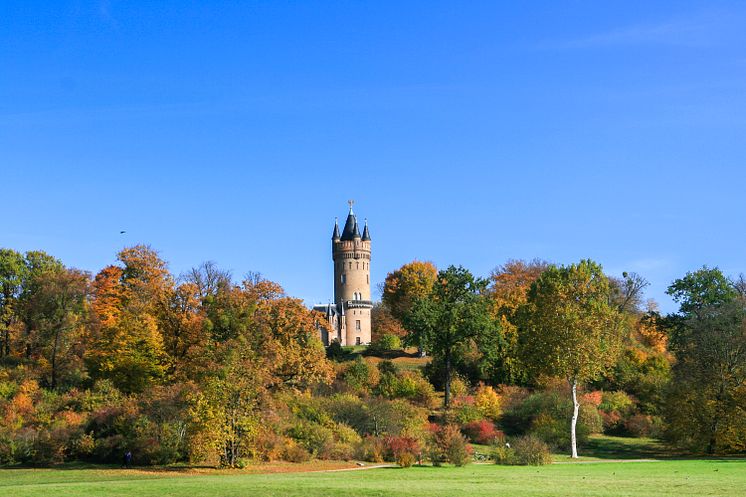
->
[315,201,372,346]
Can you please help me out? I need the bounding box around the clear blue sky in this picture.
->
[3,1,746,312]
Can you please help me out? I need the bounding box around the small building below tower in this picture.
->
[314,202,372,346]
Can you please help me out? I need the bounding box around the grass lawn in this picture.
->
[2,458,745,497]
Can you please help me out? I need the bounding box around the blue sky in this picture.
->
[2,1,746,312]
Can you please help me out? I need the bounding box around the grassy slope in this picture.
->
[3,459,745,497]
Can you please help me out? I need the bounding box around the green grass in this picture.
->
[551,435,670,462]
[2,459,745,497]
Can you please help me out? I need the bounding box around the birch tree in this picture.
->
[517,260,623,458]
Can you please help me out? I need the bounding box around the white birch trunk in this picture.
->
[570,377,579,459]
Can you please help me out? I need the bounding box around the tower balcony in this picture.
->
[345,299,373,309]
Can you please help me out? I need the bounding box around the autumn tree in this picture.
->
[382,261,437,353]
[371,302,406,341]
[517,260,623,458]
[87,246,171,392]
[403,266,496,407]
[487,259,548,384]
[162,282,206,377]
[382,261,437,321]
[245,278,333,389]
[183,261,232,300]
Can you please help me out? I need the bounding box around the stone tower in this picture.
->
[314,201,372,346]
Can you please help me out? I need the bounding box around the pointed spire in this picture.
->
[340,201,358,241]
[353,216,361,239]
[332,217,340,240]
[361,218,371,241]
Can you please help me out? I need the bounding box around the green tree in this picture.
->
[665,268,746,454]
[0,248,26,357]
[404,266,496,407]
[517,260,623,458]
[666,266,737,320]
[23,267,89,389]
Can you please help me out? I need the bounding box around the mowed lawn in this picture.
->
[2,459,745,497]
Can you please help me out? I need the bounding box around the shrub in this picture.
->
[429,424,472,467]
[368,399,428,439]
[462,420,502,445]
[356,435,386,462]
[474,385,502,421]
[283,443,311,463]
[600,391,635,414]
[492,443,516,465]
[625,414,664,438]
[287,421,334,456]
[377,370,436,408]
[322,394,371,435]
[368,334,402,354]
[449,377,469,399]
[512,435,551,465]
[326,340,344,360]
[386,436,420,467]
[342,357,379,392]
[253,430,288,461]
[454,404,482,425]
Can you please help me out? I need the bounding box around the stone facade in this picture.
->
[314,202,372,346]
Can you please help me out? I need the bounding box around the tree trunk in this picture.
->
[444,349,451,408]
[570,377,579,459]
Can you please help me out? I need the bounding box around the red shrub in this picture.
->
[385,436,421,467]
[462,420,502,445]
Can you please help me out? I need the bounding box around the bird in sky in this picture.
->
[120,231,126,234]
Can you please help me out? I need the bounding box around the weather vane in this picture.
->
[348,199,354,209]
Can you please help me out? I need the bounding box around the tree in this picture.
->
[86,246,172,392]
[609,271,649,314]
[249,295,334,390]
[382,261,438,322]
[23,267,89,389]
[161,282,206,377]
[403,266,496,407]
[382,261,438,355]
[665,267,746,453]
[371,302,406,341]
[666,266,736,320]
[183,261,232,301]
[0,248,26,357]
[487,259,549,384]
[517,260,623,458]
[665,299,746,453]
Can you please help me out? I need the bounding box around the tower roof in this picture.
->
[361,219,371,241]
[340,206,358,241]
[332,217,340,240]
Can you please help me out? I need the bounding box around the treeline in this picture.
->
[373,259,746,456]
[0,247,745,467]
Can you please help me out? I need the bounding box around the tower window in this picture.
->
[366,274,369,284]
[356,320,361,331]
[356,337,361,345]
[356,262,359,269]
[349,262,352,269]
[341,274,346,284]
